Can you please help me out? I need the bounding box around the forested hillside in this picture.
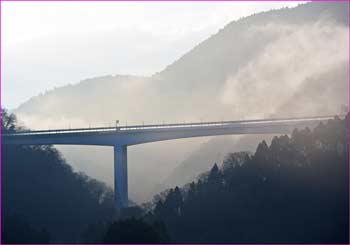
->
[146,115,349,243]
[1,110,116,243]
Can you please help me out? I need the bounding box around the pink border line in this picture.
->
[348,1,350,244]
[0,1,349,245]
[0,0,319,1]
[1,0,2,243]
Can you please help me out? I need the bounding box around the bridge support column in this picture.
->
[114,145,128,209]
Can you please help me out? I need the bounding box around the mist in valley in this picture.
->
[6,2,349,204]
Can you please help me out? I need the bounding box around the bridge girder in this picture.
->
[2,116,334,209]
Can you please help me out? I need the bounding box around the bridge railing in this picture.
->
[2,115,339,137]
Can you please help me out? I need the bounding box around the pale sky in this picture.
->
[2,1,304,109]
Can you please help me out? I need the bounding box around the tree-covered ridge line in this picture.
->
[145,115,349,243]
[2,109,116,243]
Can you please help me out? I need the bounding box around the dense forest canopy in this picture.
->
[146,114,349,243]
[1,109,116,243]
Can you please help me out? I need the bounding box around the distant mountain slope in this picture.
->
[14,2,349,203]
[154,1,348,93]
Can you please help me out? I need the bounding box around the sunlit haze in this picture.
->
[2,1,303,109]
[2,2,349,243]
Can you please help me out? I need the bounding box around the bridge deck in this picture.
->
[2,115,336,137]
[2,114,340,209]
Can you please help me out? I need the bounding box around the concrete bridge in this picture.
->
[2,115,336,208]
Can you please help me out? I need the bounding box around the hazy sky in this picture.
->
[2,1,303,109]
